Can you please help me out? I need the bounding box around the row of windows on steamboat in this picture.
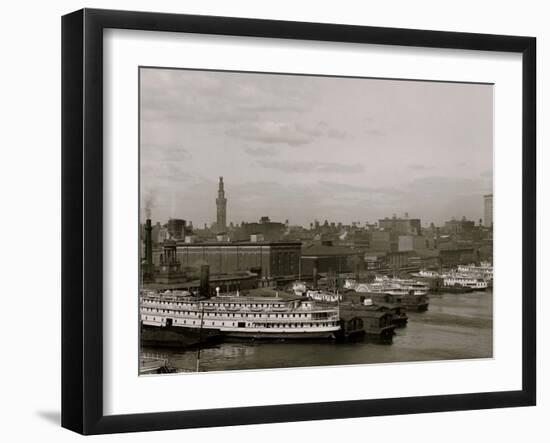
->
[142,317,337,328]
[141,308,334,319]
[142,300,293,309]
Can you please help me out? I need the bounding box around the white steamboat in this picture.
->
[140,289,340,339]
[443,274,488,290]
[373,276,429,295]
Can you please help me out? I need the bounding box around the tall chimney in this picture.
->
[199,264,210,298]
[312,259,319,289]
[145,219,153,274]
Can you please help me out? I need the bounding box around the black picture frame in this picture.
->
[61,8,536,435]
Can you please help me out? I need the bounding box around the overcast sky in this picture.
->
[140,67,493,227]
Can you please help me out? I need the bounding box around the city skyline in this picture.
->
[140,68,493,226]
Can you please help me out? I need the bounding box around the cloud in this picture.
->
[226,122,319,146]
[140,68,317,125]
[318,181,398,194]
[257,160,365,174]
[244,147,277,157]
[141,144,191,163]
[141,161,194,187]
[139,68,493,226]
[316,163,364,173]
[226,121,351,147]
[408,163,432,171]
[406,176,491,196]
[141,145,195,191]
[327,128,348,140]
[236,103,306,113]
[365,128,385,137]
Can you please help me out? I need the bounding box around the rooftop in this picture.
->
[413,249,440,258]
[301,244,363,257]
[170,240,302,247]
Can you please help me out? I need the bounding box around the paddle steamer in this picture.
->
[141,289,340,339]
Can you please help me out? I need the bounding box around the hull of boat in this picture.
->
[222,329,338,339]
[444,285,475,293]
[403,302,429,312]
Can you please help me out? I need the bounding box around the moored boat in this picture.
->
[140,289,340,340]
[442,274,488,291]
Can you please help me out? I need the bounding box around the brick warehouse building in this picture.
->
[300,244,365,276]
[151,240,302,283]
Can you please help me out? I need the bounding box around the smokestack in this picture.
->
[145,219,153,273]
[312,259,319,289]
[199,264,210,298]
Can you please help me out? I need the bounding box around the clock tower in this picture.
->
[216,176,227,232]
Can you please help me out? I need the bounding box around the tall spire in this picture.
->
[216,176,227,232]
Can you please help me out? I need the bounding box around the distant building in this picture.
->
[216,176,227,232]
[398,235,431,252]
[398,235,414,252]
[438,242,476,267]
[155,240,187,284]
[364,252,386,270]
[378,216,421,235]
[249,233,265,243]
[216,233,230,243]
[167,218,186,240]
[285,226,315,243]
[477,241,493,261]
[152,240,301,283]
[484,194,493,227]
[153,222,169,244]
[363,249,440,273]
[184,235,198,243]
[144,271,259,293]
[444,218,476,235]
[386,251,413,270]
[236,216,286,242]
[140,221,168,246]
[413,249,441,269]
[370,231,392,251]
[301,244,364,276]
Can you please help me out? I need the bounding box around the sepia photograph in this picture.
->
[138,67,494,375]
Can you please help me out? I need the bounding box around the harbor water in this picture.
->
[141,289,493,373]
